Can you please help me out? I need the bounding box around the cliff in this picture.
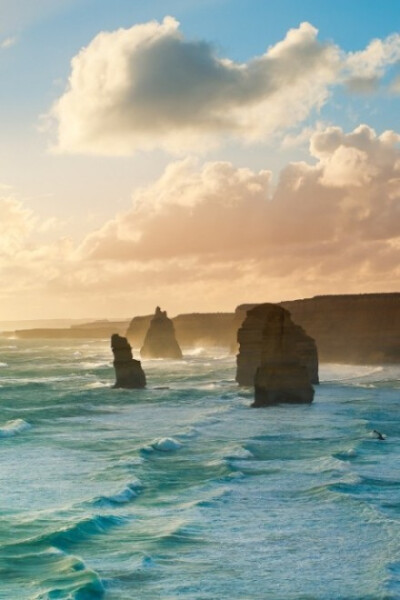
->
[236,303,318,386]
[111,334,146,389]
[141,307,183,359]
[280,294,400,364]
[173,313,234,347]
[7,320,130,340]
[126,315,153,349]
[233,293,400,364]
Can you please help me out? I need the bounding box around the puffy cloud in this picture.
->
[49,18,400,156]
[69,124,399,305]
[0,194,63,254]
[344,33,400,92]
[79,159,273,260]
[0,197,35,253]
[1,124,399,317]
[79,124,400,257]
[0,193,70,300]
[50,18,340,155]
[390,75,400,94]
[0,0,77,36]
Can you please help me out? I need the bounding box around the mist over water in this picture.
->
[0,339,399,599]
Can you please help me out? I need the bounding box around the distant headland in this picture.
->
[2,293,399,365]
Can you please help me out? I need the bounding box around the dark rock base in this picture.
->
[253,362,314,407]
[113,359,146,389]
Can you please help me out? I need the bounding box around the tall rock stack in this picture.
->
[236,304,319,386]
[141,307,183,359]
[236,304,316,407]
[111,334,146,389]
[126,312,234,350]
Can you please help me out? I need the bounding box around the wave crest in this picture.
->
[0,419,31,438]
[93,479,143,506]
[152,438,182,452]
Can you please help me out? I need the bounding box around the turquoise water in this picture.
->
[0,338,399,600]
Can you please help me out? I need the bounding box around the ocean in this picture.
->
[0,338,399,600]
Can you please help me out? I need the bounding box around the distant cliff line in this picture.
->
[3,293,399,365]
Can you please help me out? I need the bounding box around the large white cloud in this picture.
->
[0,193,69,301]
[50,17,400,156]
[78,159,273,260]
[0,196,34,253]
[50,17,340,154]
[78,124,400,259]
[344,33,400,92]
[69,124,399,307]
[1,124,399,317]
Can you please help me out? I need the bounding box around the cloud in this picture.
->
[281,121,328,148]
[344,33,400,92]
[82,123,400,252]
[390,75,400,94]
[71,124,399,301]
[0,196,35,253]
[0,193,69,299]
[50,17,340,155]
[0,36,16,49]
[79,159,273,260]
[49,18,400,156]
[1,124,399,317]
[0,0,79,35]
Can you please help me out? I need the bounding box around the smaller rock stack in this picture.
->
[236,304,316,407]
[111,334,146,389]
[141,307,183,359]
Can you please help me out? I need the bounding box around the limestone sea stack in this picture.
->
[111,334,146,389]
[236,304,316,406]
[140,307,183,359]
[236,303,319,386]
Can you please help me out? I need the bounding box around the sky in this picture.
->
[0,0,399,320]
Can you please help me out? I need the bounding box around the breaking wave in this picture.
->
[0,418,31,437]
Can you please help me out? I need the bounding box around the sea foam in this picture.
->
[0,419,31,437]
[152,437,183,452]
